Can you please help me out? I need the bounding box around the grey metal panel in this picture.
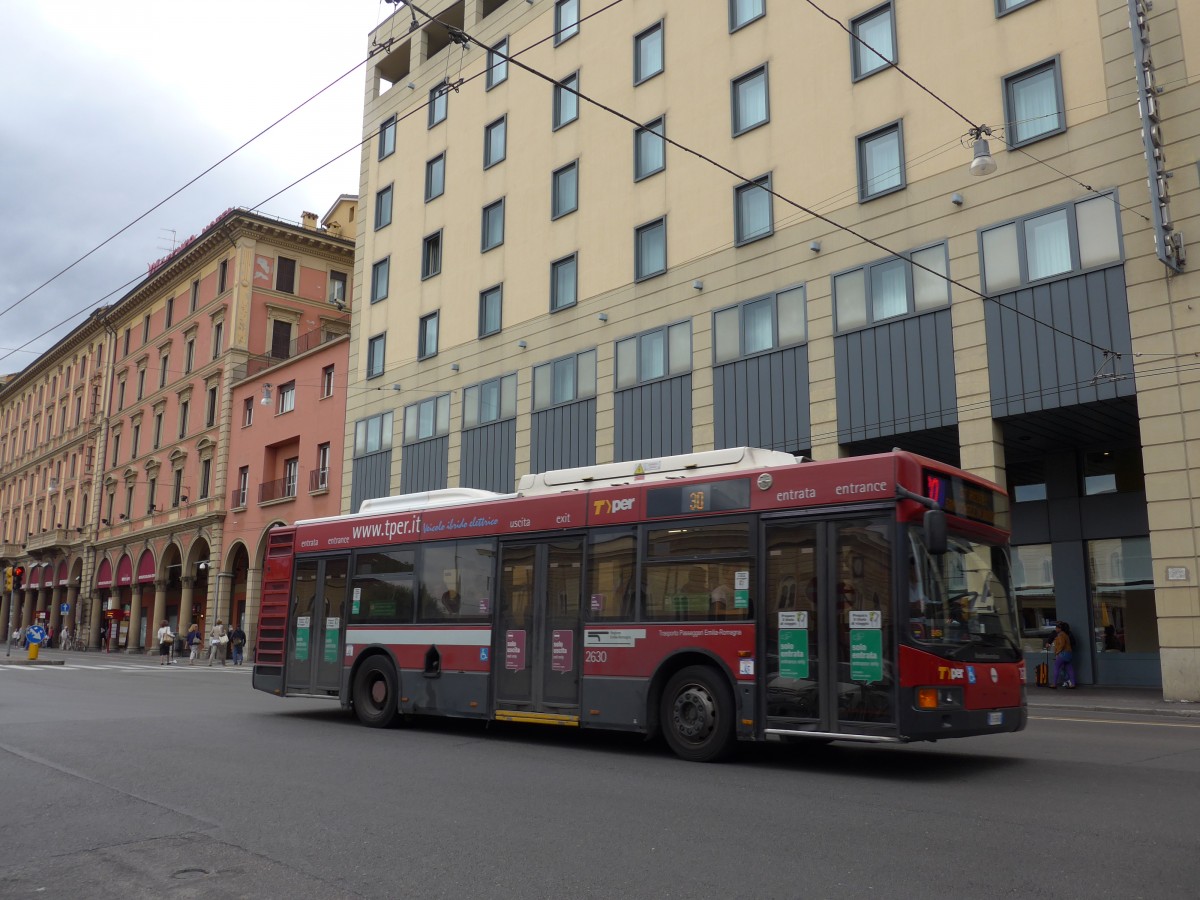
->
[400,437,448,493]
[712,345,811,453]
[834,308,957,443]
[461,419,516,493]
[614,374,692,461]
[989,265,1134,418]
[530,398,597,474]
[350,449,392,512]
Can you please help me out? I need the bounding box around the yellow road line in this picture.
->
[1030,715,1200,729]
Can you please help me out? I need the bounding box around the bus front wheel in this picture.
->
[353,656,400,728]
[660,665,735,762]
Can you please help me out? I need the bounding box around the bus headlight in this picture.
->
[916,687,963,710]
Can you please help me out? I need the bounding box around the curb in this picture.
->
[1028,702,1200,719]
[0,659,66,667]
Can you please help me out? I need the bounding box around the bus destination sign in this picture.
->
[922,470,997,526]
[646,479,751,518]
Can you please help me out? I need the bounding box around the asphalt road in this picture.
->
[2,654,1198,899]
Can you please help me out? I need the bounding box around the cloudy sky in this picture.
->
[0,0,393,372]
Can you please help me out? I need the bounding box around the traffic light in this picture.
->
[3,567,11,592]
[12,566,24,591]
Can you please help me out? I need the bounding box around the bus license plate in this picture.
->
[987,712,1003,726]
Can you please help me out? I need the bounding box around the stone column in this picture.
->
[244,567,262,663]
[180,576,195,633]
[128,584,143,652]
[151,580,167,635]
[21,588,34,630]
[35,586,48,625]
[88,594,104,649]
[49,583,63,639]
[0,593,10,646]
[66,585,79,634]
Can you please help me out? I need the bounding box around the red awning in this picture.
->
[29,566,42,589]
[56,561,68,586]
[116,555,133,586]
[96,559,113,588]
[137,550,155,584]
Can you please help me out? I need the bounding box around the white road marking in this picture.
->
[1030,714,1200,729]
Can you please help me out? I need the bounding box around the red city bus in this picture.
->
[252,448,1026,761]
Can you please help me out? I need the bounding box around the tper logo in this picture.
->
[594,497,636,515]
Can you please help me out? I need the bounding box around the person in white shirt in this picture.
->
[156,620,174,665]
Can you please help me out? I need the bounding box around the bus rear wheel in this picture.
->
[661,665,735,762]
[353,656,399,728]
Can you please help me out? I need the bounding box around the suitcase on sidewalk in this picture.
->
[1035,650,1049,687]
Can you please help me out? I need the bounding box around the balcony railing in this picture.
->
[230,487,248,509]
[24,528,84,555]
[259,474,298,504]
[309,467,330,492]
[231,327,347,383]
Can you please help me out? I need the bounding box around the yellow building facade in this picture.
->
[343,0,1200,699]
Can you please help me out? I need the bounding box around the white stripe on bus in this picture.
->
[346,628,491,646]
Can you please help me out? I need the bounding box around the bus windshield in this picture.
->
[906,529,1022,662]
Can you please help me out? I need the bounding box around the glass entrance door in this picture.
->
[764,515,895,735]
[285,557,348,695]
[495,539,583,714]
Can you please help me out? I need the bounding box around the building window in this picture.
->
[367,334,386,379]
[533,350,597,411]
[153,412,163,449]
[1008,459,1047,502]
[429,81,448,127]
[146,477,156,514]
[732,66,769,136]
[278,381,296,414]
[111,432,121,467]
[284,458,299,497]
[734,175,773,245]
[243,397,254,427]
[123,328,131,356]
[553,72,579,129]
[479,285,503,338]
[211,321,223,359]
[375,184,393,230]
[199,458,211,500]
[322,364,335,398]
[205,385,218,427]
[1004,57,1065,147]
[184,339,195,374]
[136,368,146,401]
[218,259,228,293]
[857,121,905,201]
[276,257,296,294]
[418,313,439,360]
[172,468,184,508]
[484,116,507,169]
[403,395,451,443]
[329,271,347,305]
[131,422,140,459]
[1086,536,1153,656]
[165,297,174,328]
[159,354,169,388]
[371,257,391,302]
[1083,448,1145,496]
[833,243,949,331]
[550,254,578,311]
[482,199,506,252]
[552,161,578,220]
[142,315,151,343]
[425,153,445,202]
[555,0,579,44]
[463,373,518,428]
[190,279,200,313]
[980,194,1122,292]
[634,22,664,84]
[379,115,397,159]
[422,233,442,280]
[713,284,806,363]
[315,443,331,490]
[236,466,249,507]
[634,117,666,181]
[116,379,126,411]
[851,3,896,81]
[996,0,1041,17]
[729,0,765,31]
[635,217,667,281]
[487,37,509,89]
[354,411,394,457]
[615,322,691,389]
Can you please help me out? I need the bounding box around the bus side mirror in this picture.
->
[924,509,947,555]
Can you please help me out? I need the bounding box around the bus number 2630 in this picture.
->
[585,650,608,664]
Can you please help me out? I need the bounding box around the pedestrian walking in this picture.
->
[156,620,174,665]
[60,626,72,651]
[207,619,228,666]
[1048,621,1077,689]
[18,625,27,648]
[228,622,247,666]
[186,623,201,665]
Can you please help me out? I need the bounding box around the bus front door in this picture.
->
[284,557,348,696]
[494,538,584,723]
[764,515,895,738]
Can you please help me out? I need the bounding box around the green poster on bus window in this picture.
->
[295,616,310,662]
[849,629,883,683]
[779,629,809,679]
[323,617,340,664]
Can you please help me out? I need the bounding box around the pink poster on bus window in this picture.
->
[552,630,573,673]
[505,630,526,671]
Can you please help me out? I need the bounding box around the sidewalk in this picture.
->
[0,645,252,667]
[1026,684,1200,718]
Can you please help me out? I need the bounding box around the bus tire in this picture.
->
[352,656,400,728]
[660,665,735,762]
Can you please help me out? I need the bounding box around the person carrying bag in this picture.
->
[208,619,229,667]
